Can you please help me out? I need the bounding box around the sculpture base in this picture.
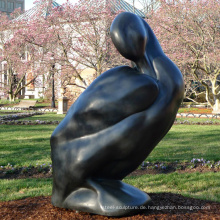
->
[52,178,151,217]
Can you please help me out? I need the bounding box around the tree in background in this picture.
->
[21,0,126,103]
[19,2,61,106]
[47,0,126,88]
[0,13,45,101]
[1,0,135,102]
[148,0,220,112]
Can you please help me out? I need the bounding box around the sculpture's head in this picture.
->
[110,12,147,62]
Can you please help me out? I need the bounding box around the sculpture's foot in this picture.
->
[62,178,151,216]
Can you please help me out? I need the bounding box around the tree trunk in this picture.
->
[9,93,15,102]
[213,98,220,113]
[96,62,102,77]
[51,71,55,108]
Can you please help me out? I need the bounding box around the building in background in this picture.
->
[0,0,145,101]
[0,0,25,15]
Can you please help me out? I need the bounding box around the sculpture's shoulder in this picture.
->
[71,65,159,120]
[85,65,158,94]
[89,66,136,85]
[52,65,160,141]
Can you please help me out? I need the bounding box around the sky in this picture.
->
[25,0,79,10]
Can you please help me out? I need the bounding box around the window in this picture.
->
[16,3,22,9]
[8,2,14,10]
[0,0,5,9]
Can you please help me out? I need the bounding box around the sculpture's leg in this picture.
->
[63,178,151,216]
[51,113,148,210]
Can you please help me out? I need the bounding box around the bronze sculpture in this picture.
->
[50,12,184,216]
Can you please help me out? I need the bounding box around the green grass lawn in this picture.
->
[0,123,219,203]
[0,111,66,122]
[17,113,65,122]
[124,172,220,203]
[0,99,56,108]
[0,178,52,201]
[34,100,58,108]
[176,117,220,123]
[147,125,220,162]
[0,124,219,167]
[0,125,56,166]
[0,110,25,114]
[178,107,211,114]
[0,113,9,116]
[0,99,20,105]
[1,172,219,202]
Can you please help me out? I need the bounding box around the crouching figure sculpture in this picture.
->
[50,12,184,216]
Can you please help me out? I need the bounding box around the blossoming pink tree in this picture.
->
[20,0,126,103]
[1,0,131,102]
[54,0,123,82]
[24,0,125,87]
[149,0,220,112]
[0,12,46,102]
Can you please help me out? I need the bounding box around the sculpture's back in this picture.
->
[50,12,184,216]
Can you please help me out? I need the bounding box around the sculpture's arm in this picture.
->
[51,110,148,181]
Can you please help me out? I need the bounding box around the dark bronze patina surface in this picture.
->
[51,12,184,216]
